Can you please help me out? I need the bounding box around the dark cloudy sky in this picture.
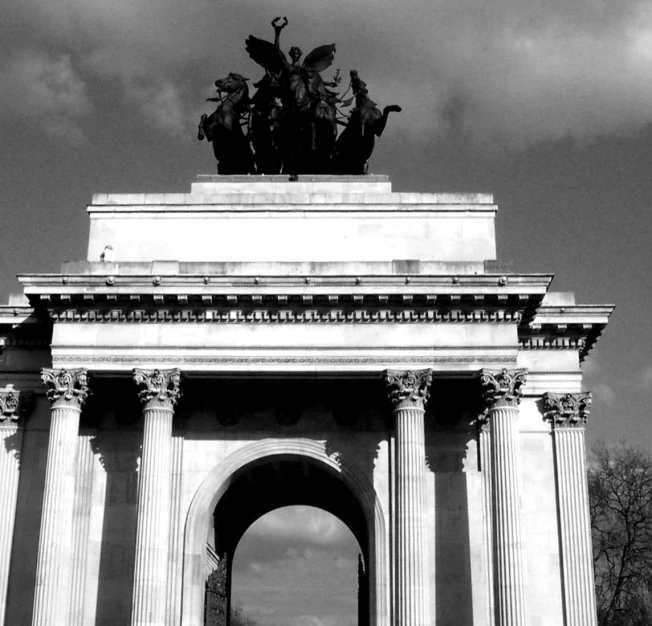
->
[1,1,651,624]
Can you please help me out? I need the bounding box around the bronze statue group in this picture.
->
[198,18,401,176]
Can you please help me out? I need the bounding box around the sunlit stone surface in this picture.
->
[0,175,613,626]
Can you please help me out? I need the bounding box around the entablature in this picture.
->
[519,304,614,361]
[19,272,552,326]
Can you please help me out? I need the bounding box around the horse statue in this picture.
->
[245,19,340,173]
[198,73,255,175]
[335,70,401,174]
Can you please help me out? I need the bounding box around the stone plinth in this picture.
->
[87,175,497,264]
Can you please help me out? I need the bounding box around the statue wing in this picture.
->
[245,35,288,74]
[303,44,336,73]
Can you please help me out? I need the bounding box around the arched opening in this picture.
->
[182,439,387,626]
[206,457,369,626]
[230,506,366,626]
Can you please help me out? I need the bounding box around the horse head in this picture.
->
[214,73,250,98]
[350,70,369,97]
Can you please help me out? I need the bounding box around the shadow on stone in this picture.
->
[88,379,141,625]
[5,428,47,625]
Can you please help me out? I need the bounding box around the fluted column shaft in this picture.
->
[166,427,184,626]
[544,393,596,626]
[70,431,96,626]
[0,389,32,626]
[384,369,432,626]
[481,368,528,626]
[489,406,528,625]
[396,405,429,626]
[33,370,89,626]
[131,369,181,626]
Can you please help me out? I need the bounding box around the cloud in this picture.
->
[125,81,187,136]
[639,366,652,387]
[292,616,352,626]
[582,356,616,406]
[0,51,90,143]
[232,522,359,626]
[4,0,652,147]
[591,383,616,406]
[246,506,354,547]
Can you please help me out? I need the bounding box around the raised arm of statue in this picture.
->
[272,16,288,49]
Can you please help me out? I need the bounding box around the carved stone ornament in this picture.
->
[543,392,592,429]
[480,368,527,409]
[383,369,433,409]
[132,369,182,409]
[0,391,21,422]
[41,369,90,409]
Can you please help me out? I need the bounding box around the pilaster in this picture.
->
[0,388,33,626]
[33,369,90,626]
[543,392,596,626]
[384,369,432,626]
[131,369,181,626]
[480,368,528,626]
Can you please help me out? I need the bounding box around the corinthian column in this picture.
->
[131,369,181,626]
[543,393,596,626]
[480,368,528,626]
[33,369,90,626]
[0,389,33,626]
[384,369,432,626]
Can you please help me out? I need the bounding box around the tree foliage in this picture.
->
[589,442,652,626]
[230,605,258,626]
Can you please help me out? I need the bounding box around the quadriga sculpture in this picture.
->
[197,18,400,176]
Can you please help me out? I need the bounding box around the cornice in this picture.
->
[43,306,524,324]
[12,275,614,362]
[19,273,552,293]
[520,304,614,361]
[0,305,39,326]
[19,273,550,326]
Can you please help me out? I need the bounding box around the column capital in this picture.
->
[133,368,182,410]
[383,369,433,410]
[41,369,90,410]
[480,368,527,410]
[543,392,591,429]
[0,389,34,423]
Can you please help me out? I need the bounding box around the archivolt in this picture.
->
[180,438,388,626]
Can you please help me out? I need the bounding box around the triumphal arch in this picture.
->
[0,173,612,626]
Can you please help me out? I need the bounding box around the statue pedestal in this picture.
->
[86,175,497,265]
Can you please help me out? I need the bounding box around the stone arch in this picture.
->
[180,438,389,626]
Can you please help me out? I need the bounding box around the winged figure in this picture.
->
[245,19,339,173]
